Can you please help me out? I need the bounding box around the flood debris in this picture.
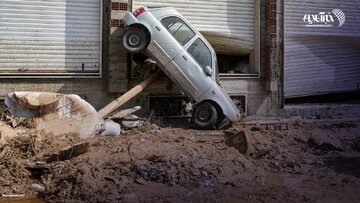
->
[224,131,249,155]
[121,115,142,129]
[307,137,345,152]
[1,94,360,202]
[109,106,142,120]
[31,183,45,192]
[5,92,103,139]
[44,141,89,162]
[101,121,122,137]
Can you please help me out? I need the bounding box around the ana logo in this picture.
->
[303,9,345,27]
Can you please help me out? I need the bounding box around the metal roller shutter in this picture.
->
[0,0,101,77]
[132,0,255,55]
[284,1,360,98]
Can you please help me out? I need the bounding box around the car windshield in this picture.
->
[161,16,195,46]
[187,38,212,69]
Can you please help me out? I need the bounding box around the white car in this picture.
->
[122,7,241,129]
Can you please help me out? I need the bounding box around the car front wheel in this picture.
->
[192,102,218,129]
[122,28,147,53]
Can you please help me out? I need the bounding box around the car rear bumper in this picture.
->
[123,12,138,27]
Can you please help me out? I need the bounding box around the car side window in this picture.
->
[161,16,195,46]
[187,38,212,69]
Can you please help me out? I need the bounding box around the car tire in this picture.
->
[122,28,147,53]
[192,102,218,129]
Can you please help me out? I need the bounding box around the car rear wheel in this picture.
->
[192,102,218,129]
[122,28,147,53]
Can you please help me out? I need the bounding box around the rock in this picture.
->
[150,129,161,136]
[294,137,307,143]
[151,123,160,130]
[0,123,18,141]
[223,129,236,137]
[255,149,271,159]
[250,126,262,132]
[135,178,146,185]
[201,171,208,177]
[289,116,303,126]
[0,139,7,149]
[303,159,315,165]
[307,138,344,152]
[224,131,249,155]
[31,183,45,192]
[223,182,236,187]
[202,180,212,187]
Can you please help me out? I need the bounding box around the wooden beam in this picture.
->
[98,70,161,118]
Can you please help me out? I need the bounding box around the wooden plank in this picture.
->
[99,70,161,118]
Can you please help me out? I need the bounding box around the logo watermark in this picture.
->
[303,9,345,27]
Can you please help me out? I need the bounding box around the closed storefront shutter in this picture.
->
[0,0,101,77]
[132,0,255,55]
[284,1,360,98]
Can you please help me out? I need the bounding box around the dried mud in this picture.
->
[0,108,360,202]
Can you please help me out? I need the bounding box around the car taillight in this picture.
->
[133,7,145,17]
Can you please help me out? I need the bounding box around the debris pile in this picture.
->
[1,101,360,202]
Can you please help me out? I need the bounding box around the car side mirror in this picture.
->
[204,66,212,77]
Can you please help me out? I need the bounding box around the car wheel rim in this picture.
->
[198,110,211,121]
[128,33,142,48]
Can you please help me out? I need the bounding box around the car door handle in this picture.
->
[182,55,188,61]
[155,26,161,31]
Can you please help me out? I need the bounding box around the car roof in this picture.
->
[145,7,216,54]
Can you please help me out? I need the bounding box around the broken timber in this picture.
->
[99,70,161,118]
[109,106,142,120]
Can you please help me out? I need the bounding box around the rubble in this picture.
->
[121,115,142,129]
[44,142,90,162]
[0,101,360,202]
[110,106,142,120]
[5,92,103,139]
[224,131,249,155]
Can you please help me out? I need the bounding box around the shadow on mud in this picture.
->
[324,156,360,179]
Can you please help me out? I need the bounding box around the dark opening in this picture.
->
[217,54,249,74]
[148,95,189,117]
[285,92,360,104]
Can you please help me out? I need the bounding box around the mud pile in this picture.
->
[1,103,360,202]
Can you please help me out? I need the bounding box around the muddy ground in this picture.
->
[0,105,360,202]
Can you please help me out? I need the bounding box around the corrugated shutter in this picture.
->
[132,0,255,55]
[0,0,101,77]
[284,1,360,98]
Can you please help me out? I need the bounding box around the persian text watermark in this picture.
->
[303,9,345,27]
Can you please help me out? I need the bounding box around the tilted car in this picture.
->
[122,7,241,129]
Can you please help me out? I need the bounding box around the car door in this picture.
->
[149,16,195,66]
[168,37,214,100]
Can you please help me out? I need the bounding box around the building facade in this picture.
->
[0,0,284,116]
